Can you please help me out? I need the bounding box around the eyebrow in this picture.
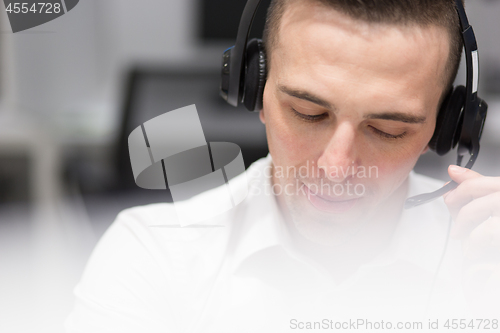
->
[278,85,332,109]
[278,84,426,124]
[364,112,426,124]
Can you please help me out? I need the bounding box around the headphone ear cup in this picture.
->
[243,38,267,111]
[429,85,466,156]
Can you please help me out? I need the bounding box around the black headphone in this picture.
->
[220,0,488,208]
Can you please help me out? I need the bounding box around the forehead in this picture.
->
[272,1,450,112]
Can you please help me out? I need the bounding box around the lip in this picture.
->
[303,183,360,213]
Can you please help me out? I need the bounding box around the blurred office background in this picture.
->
[0,1,499,332]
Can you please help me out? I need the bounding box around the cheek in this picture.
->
[377,158,412,180]
[370,145,421,194]
[263,90,319,166]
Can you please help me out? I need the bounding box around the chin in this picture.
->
[284,193,372,246]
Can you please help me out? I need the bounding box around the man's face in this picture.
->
[260,1,450,244]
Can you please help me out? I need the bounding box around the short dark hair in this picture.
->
[263,0,464,92]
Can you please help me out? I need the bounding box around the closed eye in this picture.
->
[369,126,407,140]
[291,108,328,122]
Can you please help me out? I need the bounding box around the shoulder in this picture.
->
[66,204,232,332]
[66,203,186,332]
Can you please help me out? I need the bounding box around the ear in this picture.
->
[421,145,429,155]
[259,108,266,124]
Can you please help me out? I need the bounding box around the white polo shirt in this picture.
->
[65,155,467,333]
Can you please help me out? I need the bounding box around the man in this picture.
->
[66,0,500,332]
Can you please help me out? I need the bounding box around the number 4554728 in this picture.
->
[444,319,498,330]
[5,3,61,14]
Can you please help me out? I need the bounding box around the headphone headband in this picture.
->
[454,0,480,165]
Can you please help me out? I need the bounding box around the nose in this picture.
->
[317,121,360,182]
